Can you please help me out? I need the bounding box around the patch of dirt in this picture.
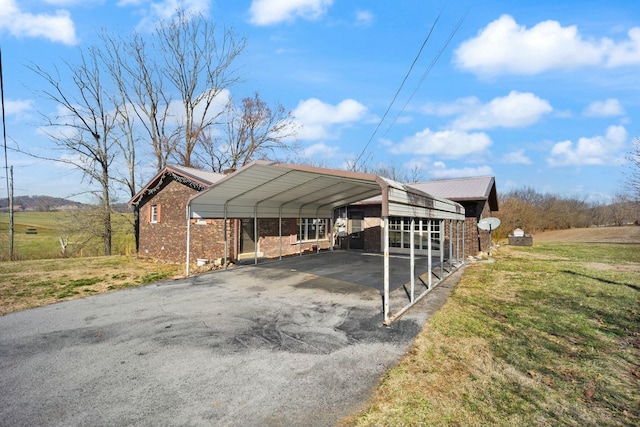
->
[533,226,640,244]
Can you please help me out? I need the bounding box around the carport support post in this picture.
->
[383,216,390,324]
[449,219,453,271]
[439,219,444,274]
[278,208,283,260]
[329,217,334,252]
[299,214,303,256]
[223,211,228,270]
[186,206,191,276]
[427,219,432,289]
[254,208,259,265]
[456,220,460,264]
[410,217,415,303]
[315,216,320,254]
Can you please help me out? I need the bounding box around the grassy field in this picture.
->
[0,256,182,315]
[1,223,638,424]
[0,211,135,260]
[345,227,640,426]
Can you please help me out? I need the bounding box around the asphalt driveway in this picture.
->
[0,251,463,426]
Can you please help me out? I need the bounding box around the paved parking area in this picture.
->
[0,251,463,426]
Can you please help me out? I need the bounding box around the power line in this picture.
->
[352,10,442,171]
[385,11,468,135]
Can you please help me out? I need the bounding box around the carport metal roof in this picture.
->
[187,161,465,220]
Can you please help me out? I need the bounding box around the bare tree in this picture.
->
[101,31,178,172]
[196,93,299,172]
[627,136,640,201]
[158,10,246,168]
[98,10,245,173]
[28,48,117,256]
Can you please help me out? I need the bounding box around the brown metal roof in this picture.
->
[409,176,498,211]
[128,164,226,205]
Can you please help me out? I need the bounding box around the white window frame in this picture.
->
[150,205,159,223]
[300,218,328,242]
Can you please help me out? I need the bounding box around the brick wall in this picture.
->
[138,178,233,264]
[362,205,382,252]
[256,218,331,258]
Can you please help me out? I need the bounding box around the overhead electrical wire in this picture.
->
[0,47,8,191]
[352,8,468,171]
[385,11,468,135]
[351,10,442,171]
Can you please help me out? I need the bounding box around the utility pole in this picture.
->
[8,166,13,260]
[0,46,14,260]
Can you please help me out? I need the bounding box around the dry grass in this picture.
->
[0,256,182,315]
[344,229,640,426]
[533,225,640,243]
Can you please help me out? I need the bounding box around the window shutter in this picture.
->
[147,204,151,223]
[157,204,162,223]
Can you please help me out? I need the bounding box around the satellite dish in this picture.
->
[477,217,501,231]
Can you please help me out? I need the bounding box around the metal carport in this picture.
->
[186,161,465,324]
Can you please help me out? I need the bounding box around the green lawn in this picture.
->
[0,211,135,260]
[346,242,639,426]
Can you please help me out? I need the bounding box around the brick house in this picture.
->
[131,164,495,265]
[409,176,499,257]
[129,164,332,264]
[129,165,228,263]
[337,177,498,258]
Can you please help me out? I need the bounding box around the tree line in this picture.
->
[494,188,638,239]
[25,10,299,256]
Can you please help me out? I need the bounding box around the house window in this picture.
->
[150,204,161,223]
[300,218,328,241]
[388,217,441,250]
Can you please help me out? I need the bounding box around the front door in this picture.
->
[240,219,255,254]
[349,212,364,250]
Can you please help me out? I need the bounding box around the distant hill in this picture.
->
[0,195,83,212]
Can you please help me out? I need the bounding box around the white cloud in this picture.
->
[607,27,640,67]
[292,98,367,140]
[453,15,640,76]
[0,0,77,45]
[503,150,531,165]
[124,0,210,30]
[5,99,34,116]
[355,9,374,27]
[301,142,340,158]
[584,98,625,117]
[249,0,333,26]
[450,91,552,130]
[44,0,99,5]
[427,162,494,179]
[420,96,478,117]
[390,128,492,158]
[547,125,627,166]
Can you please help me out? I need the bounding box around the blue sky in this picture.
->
[1,0,639,203]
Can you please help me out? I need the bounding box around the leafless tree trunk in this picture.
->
[28,48,116,256]
[627,136,640,202]
[197,93,299,172]
[157,10,246,168]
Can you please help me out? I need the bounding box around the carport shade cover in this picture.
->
[185,160,466,324]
